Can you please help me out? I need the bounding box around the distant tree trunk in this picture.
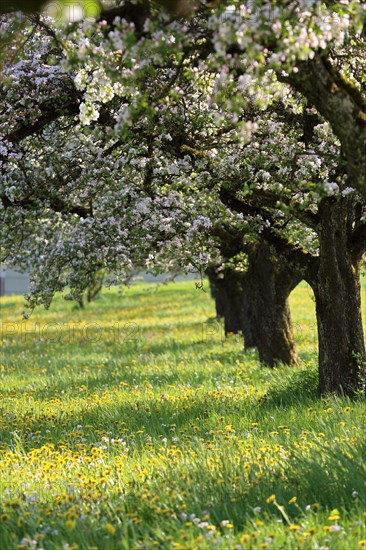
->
[207,244,301,366]
[207,267,225,319]
[75,270,104,309]
[86,269,104,303]
[245,243,300,367]
[308,197,366,396]
[206,267,252,338]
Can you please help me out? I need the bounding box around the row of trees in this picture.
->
[0,1,365,396]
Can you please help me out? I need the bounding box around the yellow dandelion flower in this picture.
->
[106,523,116,535]
[328,509,340,521]
[66,520,75,530]
[288,496,297,504]
[266,494,276,504]
[358,540,366,547]
[240,534,251,543]
[288,525,300,531]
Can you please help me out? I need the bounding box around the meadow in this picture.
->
[0,280,365,550]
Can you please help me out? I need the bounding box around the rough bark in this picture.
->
[285,55,366,200]
[308,197,366,396]
[219,183,366,391]
[245,243,300,367]
[206,267,225,318]
[207,242,301,366]
[206,267,255,343]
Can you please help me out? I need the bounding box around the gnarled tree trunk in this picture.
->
[245,243,300,367]
[309,197,366,396]
[206,267,255,344]
[207,243,301,366]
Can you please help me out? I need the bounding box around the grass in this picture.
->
[0,279,365,550]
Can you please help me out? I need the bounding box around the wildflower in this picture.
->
[65,520,75,529]
[288,525,300,531]
[255,520,264,527]
[106,523,116,535]
[288,496,297,504]
[266,494,276,504]
[224,424,235,433]
[328,509,340,521]
[221,520,234,528]
[359,541,366,547]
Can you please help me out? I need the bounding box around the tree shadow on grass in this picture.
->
[1,343,322,442]
[2,356,364,544]
[1,362,321,451]
[258,366,319,409]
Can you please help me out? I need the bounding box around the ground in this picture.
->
[0,280,365,549]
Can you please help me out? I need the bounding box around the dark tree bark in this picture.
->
[284,56,366,200]
[245,243,300,367]
[308,197,366,396]
[206,267,225,318]
[218,187,366,394]
[207,242,301,366]
[206,267,253,340]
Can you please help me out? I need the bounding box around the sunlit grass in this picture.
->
[0,279,365,549]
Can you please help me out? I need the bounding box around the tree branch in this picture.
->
[219,189,317,279]
[1,193,90,218]
[283,55,366,199]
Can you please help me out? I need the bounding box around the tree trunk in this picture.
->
[245,244,300,367]
[309,197,365,396]
[207,244,301,366]
[207,267,225,319]
[206,267,254,340]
